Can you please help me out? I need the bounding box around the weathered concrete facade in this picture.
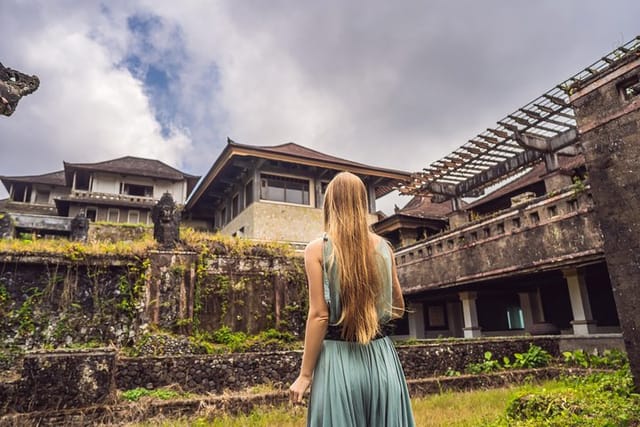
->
[570,52,640,389]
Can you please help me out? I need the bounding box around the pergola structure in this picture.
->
[399,36,640,204]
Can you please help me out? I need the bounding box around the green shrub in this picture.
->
[120,387,187,402]
[496,369,640,426]
[466,351,503,374]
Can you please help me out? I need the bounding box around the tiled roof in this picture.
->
[228,140,409,177]
[0,170,66,186]
[398,196,455,220]
[64,156,198,181]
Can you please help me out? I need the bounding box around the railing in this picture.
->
[394,186,602,293]
[396,186,593,265]
[70,190,156,205]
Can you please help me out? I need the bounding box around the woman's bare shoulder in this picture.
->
[304,237,324,258]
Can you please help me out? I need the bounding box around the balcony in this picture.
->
[395,186,603,294]
[69,190,157,206]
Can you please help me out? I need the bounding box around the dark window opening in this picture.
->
[85,208,97,222]
[483,227,491,238]
[232,194,239,218]
[496,222,505,235]
[567,199,578,212]
[547,205,558,217]
[75,171,91,191]
[529,211,540,225]
[121,183,153,198]
[244,180,254,207]
[512,217,521,229]
[619,75,640,101]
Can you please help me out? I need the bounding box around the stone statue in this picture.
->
[70,211,89,242]
[0,212,15,239]
[0,62,40,116]
[152,192,181,249]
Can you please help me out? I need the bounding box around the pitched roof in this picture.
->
[398,196,455,220]
[227,140,410,177]
[187,139,411,211]
[0,170,66,188]
[64,156,198,181]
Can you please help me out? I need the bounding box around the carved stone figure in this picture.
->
[0,62,40,116]
[152,193,181,249]
[70,211,89,242]
[0,212,15,239]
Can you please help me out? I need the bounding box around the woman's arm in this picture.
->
[289,238,329,404]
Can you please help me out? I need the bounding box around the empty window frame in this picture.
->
[244,180,254,208]
[232,194,239,218]
[120,183,154,198]
[107,208,120,223]
[128,210,140,224]
[260,174,310,205]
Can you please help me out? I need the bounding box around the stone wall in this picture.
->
[570,54,640,389]
[116,336,563,393]
[0,254,147,356]
[196,252,306,335]
[87,223,151,243]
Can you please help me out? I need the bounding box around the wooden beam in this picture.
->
[487,128,510,139]
[542,94,569,107]
[469,139,491,150]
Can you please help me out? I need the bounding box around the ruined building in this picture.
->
[392,36,640,351]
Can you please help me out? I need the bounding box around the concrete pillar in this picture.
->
[518,292,535,331]
[518,290,546,331]
[459,291,482,338]
[543,171,574,193]
[407,302,425,339]
[570,50,640,390]
[563,268,597,335]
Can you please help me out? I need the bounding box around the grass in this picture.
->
[124,370,640,426]
[124,382,539,427]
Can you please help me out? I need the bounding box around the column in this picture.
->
[563,268,597,335]
[459,291,482,338]
[407,302,425,339]
[446,301,463,337]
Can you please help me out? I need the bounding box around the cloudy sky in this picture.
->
[1,1,638,212]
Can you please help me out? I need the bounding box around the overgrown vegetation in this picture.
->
[120,386,191,402]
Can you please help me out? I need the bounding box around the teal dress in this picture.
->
[307,236,415,427]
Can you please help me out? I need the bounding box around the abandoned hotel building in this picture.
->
[1,36,640,350]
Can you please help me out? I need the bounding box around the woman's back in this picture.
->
[307,234,415,427]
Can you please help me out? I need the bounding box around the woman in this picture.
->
[289,172,415,427]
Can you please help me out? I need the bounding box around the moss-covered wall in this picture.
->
[0,254,148,368]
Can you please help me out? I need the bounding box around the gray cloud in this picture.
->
[1,0,639,213]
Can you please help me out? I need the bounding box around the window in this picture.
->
[121,183,153,198]
[260,174,310,205]
[529,211,540,225]
[244,180,254,207]
[547,205,558,217]
[512,217,521,229]
[619,75,640,101]
[85,208,97,222]
[220,207,227,226]
[506,306,525,330]
[35,190,50,204]
[107,208,120,223]
[232,194,239,218]
[128,210,140,224]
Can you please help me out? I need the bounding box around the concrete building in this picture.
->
[1,156,199,224]
[185,139,411,244]
[393,36,640,343]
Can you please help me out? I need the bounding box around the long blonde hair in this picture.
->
[323,172,382,344]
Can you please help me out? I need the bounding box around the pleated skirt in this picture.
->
[307,336,415,427]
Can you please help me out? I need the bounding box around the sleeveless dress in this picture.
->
[307,236,415,427]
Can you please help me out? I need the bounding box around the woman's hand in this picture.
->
[289,374,312,404]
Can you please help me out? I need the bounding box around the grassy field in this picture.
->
[126,368,640,426]
[127,384,528,427]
